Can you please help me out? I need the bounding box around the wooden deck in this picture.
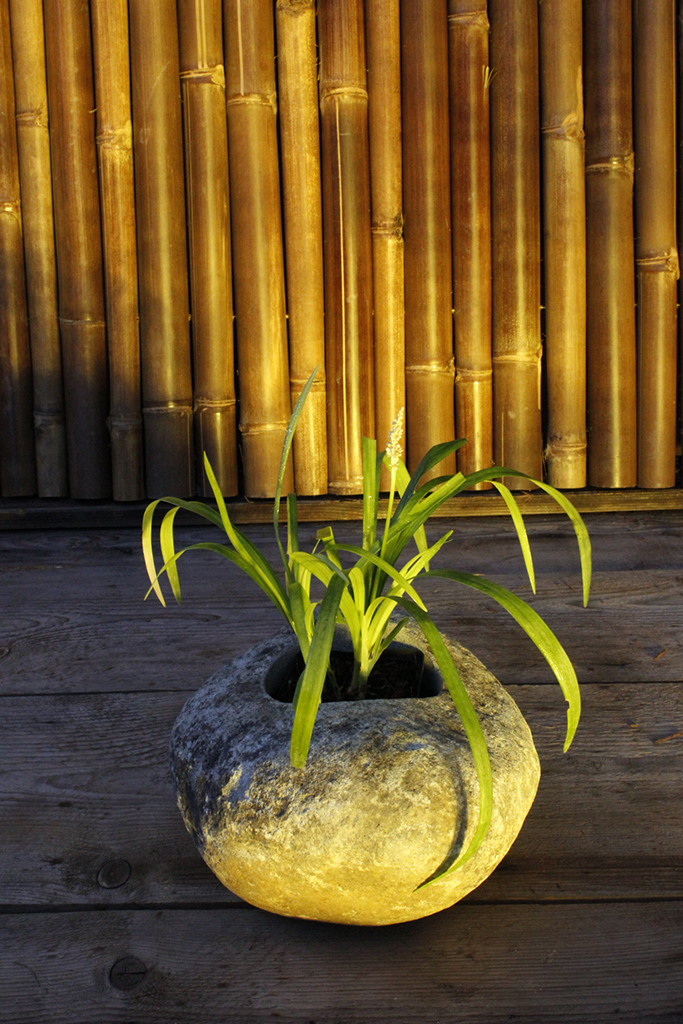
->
[1,510,682,1022]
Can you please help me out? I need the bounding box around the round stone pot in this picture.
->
[170,622,540,926]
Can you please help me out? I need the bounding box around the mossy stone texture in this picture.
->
[170,623,540,926]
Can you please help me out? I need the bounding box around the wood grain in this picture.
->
[0,684,681,907]
[1,902,682,1023]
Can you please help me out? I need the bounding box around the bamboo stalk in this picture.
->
[91,0,144,501]
[0,0,36,496]
[223,0,292,498]
[318,0,375,493]
[275,0,327,495]
[401,0,455,477]
[448,0,492,488]
[43,0,111,498]
[178,0,238,498]
[539,0,587,489]
[129,0,194,497]
[366,0,405,487]
[633,0,678,489]
[677,0,683,459]
[583,0,637,488]
[8,0,67,496]
[489,0,542,487]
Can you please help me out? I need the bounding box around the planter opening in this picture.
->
[265,639,443,703]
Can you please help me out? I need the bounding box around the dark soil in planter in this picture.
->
[267,644,443,704]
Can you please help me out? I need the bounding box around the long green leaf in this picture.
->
[425,569,581,750]
[142,500,165,605]
[290,574,347,767]
[361,435,380,552]
[391,598,493,885]
[490,481,535,593]
[332,543,428,610]
[273,366,319,576]
[159,507,182,603]
[393,440,467,520]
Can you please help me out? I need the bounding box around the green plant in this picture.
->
[143,368,591,884]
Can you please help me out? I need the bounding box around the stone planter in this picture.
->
[170,622,540,926]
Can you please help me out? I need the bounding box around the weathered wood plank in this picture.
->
[1,487,683,530]
[1,902,682,1023]
[1,684,681,907]
[1,515,683,693]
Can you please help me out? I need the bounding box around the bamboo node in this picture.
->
[96,121,133,151]
[143,404,193,416]
[455,367,492,383]
[226,91,277,114]
[447,11,488,29]
[492,349,542,366]
[194,398,238,411]
[405,362,455,379]
[108,414,143,431]
[371,219,403,241]
[276,0,315,13]
[57,317,106,328]
[544,437,587,456]
[239,421,290,436]
[585,153,634,181]
[0,200,20,215]
[180,65,226,90]
[636,251,680,278]
[16,106,48,129]
[290,375,327,390]
[541,114,584,142]
[34,413,64,429]
[320,86,368,104]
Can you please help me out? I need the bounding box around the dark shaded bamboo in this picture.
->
[539,0,587,489]
[91,0,144,501]
[43,0,111,498]
[448,0,492,488]
[224,0,292,498]
[401,0,455,477]
[633,0,678,489]
[366,0,405,488]
[8,0,67,496]
[583,0,637,488]
[129,0,194,497]
[677,0,683,457]
[0,0,35,496]
[275,0,327,495]
[319,0,374,493]
[178,0,238,498]
[489,0,542,487]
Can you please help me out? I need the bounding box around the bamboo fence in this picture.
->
[178,0,238,498]
[448,0,492,487]
[539,0,586,490]
[129,0,194,499]
[42,0,111,498]
[0,0,35,496]
[91,0,144,501]
[8,0,67,497]
[584,0,638,488]
[276,0,328,495]
[633,0,678,489]
[319,0,375,494]
[224,0,292,499]
[401,0,455,477]
[0,1,682,504]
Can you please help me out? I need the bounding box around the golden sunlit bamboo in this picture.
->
[584,0,637,487]
[489,0,542,487]
[178,0,238,498]
[319,0,375,493]
[401,0,455,477]
[91,0,144,501]
[633,0,678,488]
[448,0,493,488]
[366,0,405,488]
[43,0,111,497]
[8,0,67,496]
[0,0,36,496]
[224,0,292,498]
[129,0,194,497]
[276,0,327,495]
[539,0,587,489]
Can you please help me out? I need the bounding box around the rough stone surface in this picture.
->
[170,622,541,926]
